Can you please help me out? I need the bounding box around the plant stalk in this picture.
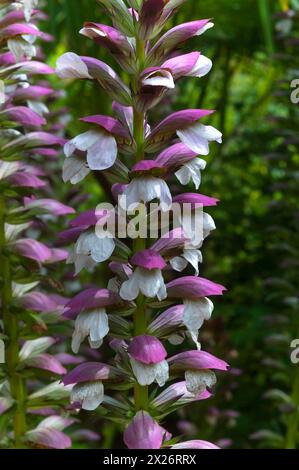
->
[132,35,148,412]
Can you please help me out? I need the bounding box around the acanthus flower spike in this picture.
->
[57,0,228,450]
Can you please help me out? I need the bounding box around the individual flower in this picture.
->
[119,160,172,211]
[124,411,165,449]
[120,249,167,301]
[175,157,207,189]
[63,288,122,352]
[128,335,169,387]
[168,350,229,395]
[56,52,131,105]
[63,362,111,411]
[148,19,214,63]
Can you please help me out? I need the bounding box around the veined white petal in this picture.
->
[185,370,216,395]
[87,133,117,171]
[56,52,92,79]
[168,333,185,345]
[183,298,214,339]
[175,158,206,189]
[142,70,175,89]
[64,131,101,157]
[130,358,169,387]
[120,267,167,301]
[8,38,36,61]
[119,274,140,301]
[72,309,109,353]
[71,382,104,411]
[155,360,169,387]
[203,212,216,239]
[75,232,115,263]
[62,156,90,184]
[177,124,222,155]
[122,177,172,212]
[182,249,203,275]
[170,256,188,273]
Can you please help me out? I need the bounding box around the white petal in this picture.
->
[183,249,203,275]
[123,177,172,211]
[175,158,206,189]
[56,52,92,79]
[175,165,192,186]
[137,268,166,299]
[190,55,212,78]
[168,333,185,345]
[177,124,222,155]
[64,131,101,157]
[142,71,175,89]
[71,382,104,411]
[203,212,216,239]
[130,359,169,387]
[72,309,109,352]
[183,298,214,338]
[185,370,216,395]
[119,274,140,301]
[75,232,115,263]
[170,256,188,273]
[196,22,214,36]
[87,133,117,170]
[8,38,36,61]
[62,156,90,184]
[155,360,169,387]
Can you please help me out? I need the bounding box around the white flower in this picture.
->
[188,55,212,78]
[170,249,203,275]
[175,158,206,189]
[120,177,172,212]
[71,309,109,353]
[0,161,20,180]
[177,124,222,155]
[120,267,167,301]
[62,155,90,184]
[203,212,216,240]
[66,248,97,275]
[185,370,216,395]
[180,212,216,248]
[56,52,92,79]
[183,298,214,344]
[70,382,104,411]
[130,358,169,387]
[64,130,117,171]
[75,231,115,264]
[28,100,49,116]
[8,38,36,62]
[142,69,175,89]
[23,0,39,22]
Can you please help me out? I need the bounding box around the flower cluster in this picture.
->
[58,0,228,449]
[0,0,76,449]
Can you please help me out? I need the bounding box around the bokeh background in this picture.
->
[42,0,299,448]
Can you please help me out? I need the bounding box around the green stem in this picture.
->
[285,367,299,449]
[132,35,149,412]
[0,196,27,448]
